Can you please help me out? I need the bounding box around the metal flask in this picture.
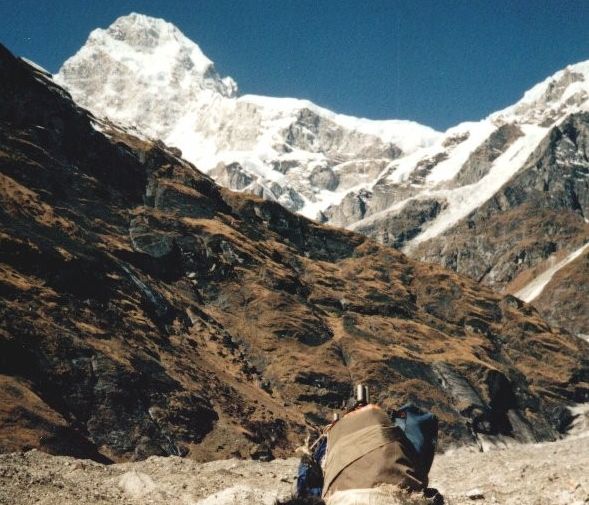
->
[356,383,370,404]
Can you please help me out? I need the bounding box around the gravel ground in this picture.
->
[0,426,588,505]
[430,434,589,505]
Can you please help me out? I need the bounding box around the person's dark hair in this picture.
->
[274,495,326,505]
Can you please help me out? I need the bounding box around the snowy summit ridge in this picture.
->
[55,13,440,217]
[492,60,589,124]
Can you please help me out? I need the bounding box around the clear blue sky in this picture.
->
[2,0,589,130]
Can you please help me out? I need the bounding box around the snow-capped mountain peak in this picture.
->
[80,12,236,92]
[102,13,211,66]
[55,13,237,138]
[56,13,440,218]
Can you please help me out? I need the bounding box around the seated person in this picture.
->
[277,385,442,505]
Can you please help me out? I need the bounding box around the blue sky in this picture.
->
[2,0,589,130]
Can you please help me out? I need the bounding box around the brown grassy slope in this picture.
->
[0,43,588,463]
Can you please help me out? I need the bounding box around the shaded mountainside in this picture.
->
[1,43,589,464]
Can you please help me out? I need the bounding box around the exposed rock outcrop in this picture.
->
[452,124,523,186]
[355,198,448,248]
[413,114,589,333]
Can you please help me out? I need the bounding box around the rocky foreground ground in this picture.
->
[1,428,588,505]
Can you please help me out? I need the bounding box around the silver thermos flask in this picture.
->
[356,383,370,404]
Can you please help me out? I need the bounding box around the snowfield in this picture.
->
[55,13,589,237]
[55,13,440,219]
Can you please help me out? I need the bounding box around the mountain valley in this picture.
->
[2,40,589,466]
[55,14,589,338]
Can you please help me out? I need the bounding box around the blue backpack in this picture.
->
[392,403,438,479]
[296,438,326,497]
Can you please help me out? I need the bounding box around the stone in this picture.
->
[466,488,485,500]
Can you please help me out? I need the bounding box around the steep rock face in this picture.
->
[412,114,589,334]
[354,198,448,249]
[283,107,403,161]
[2,44,589,464]
[452,124,523,186]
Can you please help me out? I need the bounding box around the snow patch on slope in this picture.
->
[381,121,497,185]
[352,124,549,244]
[406,124,548,248]
[514,242,589,303]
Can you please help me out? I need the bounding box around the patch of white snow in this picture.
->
[384,125,548,249]
[514,242,589,302]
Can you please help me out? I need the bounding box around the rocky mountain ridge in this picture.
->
[2,41,589,463]
[55,14,589,336]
